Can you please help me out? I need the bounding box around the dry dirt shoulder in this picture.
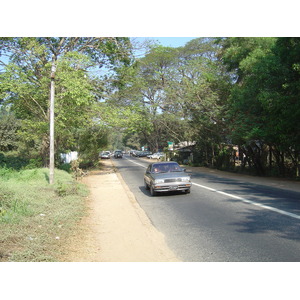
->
[61,159,180,262]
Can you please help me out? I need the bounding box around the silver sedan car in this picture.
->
[144,162,192,196]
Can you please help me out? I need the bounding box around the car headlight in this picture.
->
[181,177,191,182]
[154,179,164,184]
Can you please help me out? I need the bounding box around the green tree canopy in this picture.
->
[0,37,133,168]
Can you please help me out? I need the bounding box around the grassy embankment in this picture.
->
[0,167,88,262]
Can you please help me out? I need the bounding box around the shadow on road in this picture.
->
[138,186,190,198]
[228,207,300,241]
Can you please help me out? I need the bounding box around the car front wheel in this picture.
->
[150,184,157,196]
[184,188,191,194]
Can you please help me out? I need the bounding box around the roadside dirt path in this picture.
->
[62,159,180,262]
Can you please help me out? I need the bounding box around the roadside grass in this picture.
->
[0,167,88,262]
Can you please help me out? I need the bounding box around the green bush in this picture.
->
[0,152,44,171]
[24,158,43,169]
[58,163,72,173]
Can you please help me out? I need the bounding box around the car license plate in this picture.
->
[170,186,178,190]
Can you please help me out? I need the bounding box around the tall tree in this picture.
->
[104,38,231,161]
[218,37,277,174]
[0,37,132,183]
[162,38,231,166]
[254,38,300,176]
[219,37,300,177]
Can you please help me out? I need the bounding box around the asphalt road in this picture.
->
[113,155,300,262]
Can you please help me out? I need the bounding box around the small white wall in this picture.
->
[60,151,78,163]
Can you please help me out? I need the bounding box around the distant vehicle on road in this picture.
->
[147,152,164,160]
[114,150,123,158]
[144,162,192,196]
[100,151,111,159]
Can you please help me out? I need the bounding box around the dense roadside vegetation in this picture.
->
[0,37,132,170]
[1,37,300,178]
[105,37,300,178]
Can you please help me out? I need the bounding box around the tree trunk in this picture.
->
[273,148,285,177]
[49,57,56,185]
[268,145,273,169]
[211,143,214,167]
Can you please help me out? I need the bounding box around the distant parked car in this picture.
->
[144,162,192,196]
[147,152,164,160]
[100,151,111,159]
[114,150,123,158]
[137,151,152,157]
[132,151,141,157]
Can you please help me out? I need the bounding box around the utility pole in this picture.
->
[49,56,56,184]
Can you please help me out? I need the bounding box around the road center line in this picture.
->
[192,182,300,220]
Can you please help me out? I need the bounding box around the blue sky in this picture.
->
[132,37,197,58]
[141,37,196,48]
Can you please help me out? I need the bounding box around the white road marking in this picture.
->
[192,182,300,220]
[123,157,300,220]
[124,157,147,168]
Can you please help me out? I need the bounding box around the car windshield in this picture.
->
[152,163,182,173]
